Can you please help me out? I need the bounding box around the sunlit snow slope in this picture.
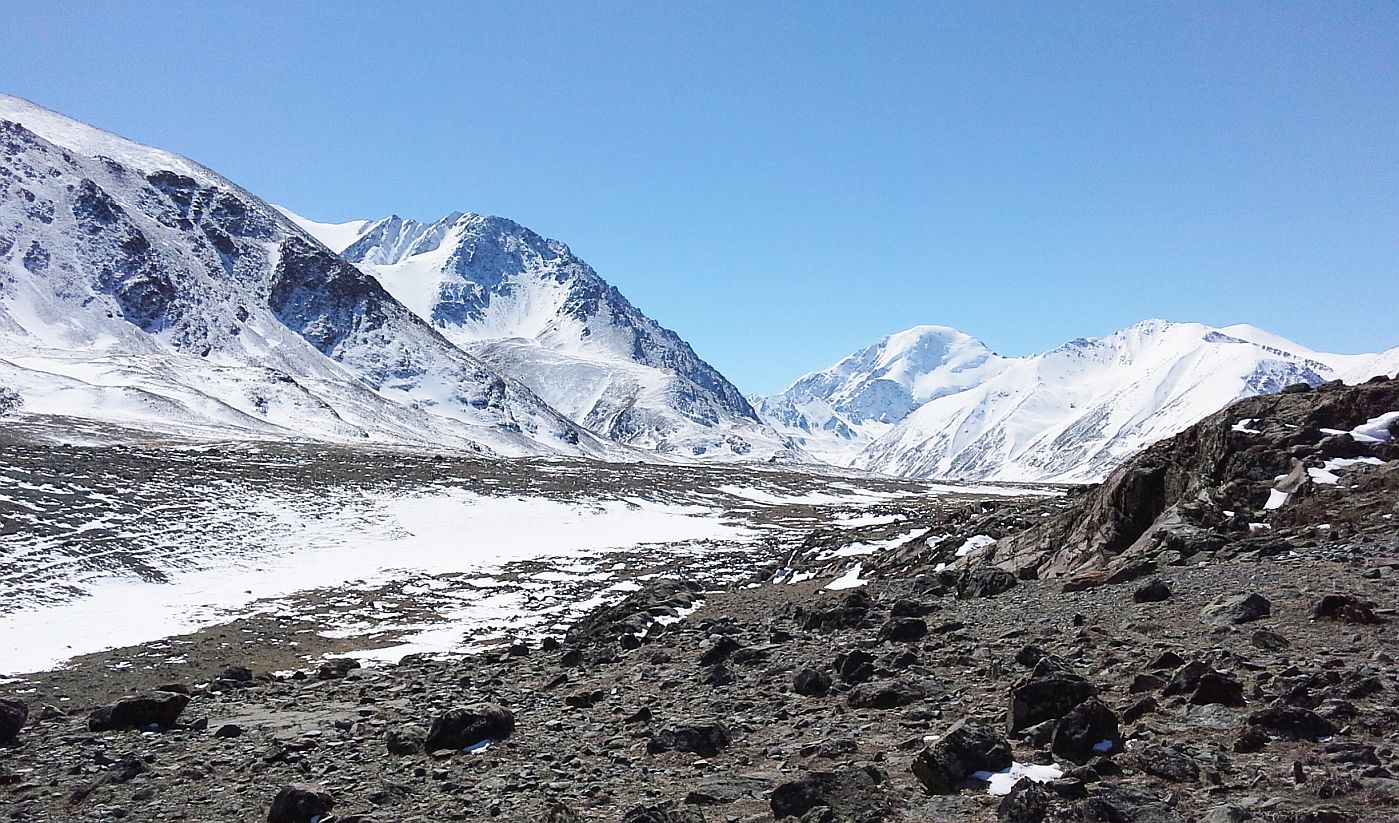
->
[759,320,1379,482]
[285,209,801,460]
[0,94,619,458]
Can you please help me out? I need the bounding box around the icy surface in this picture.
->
[972,761,1065,796]
[1350,411,1398,443]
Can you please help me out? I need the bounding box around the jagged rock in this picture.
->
[1148,651,1185,670]
[1008,668,1096,733]
[957,568,1018,598]
[998,779,1054,823]
[545,800,581,823]
[835,649,876,683]
[769,767,887,820]
[878,617,927,643]
[213,723,243,739]
[699,635,744,666]
[1051,697,1121,764]
[386,724,426,755]
[1201,593,1271,625]
[267,783,334,823]
[1250,629,1290,651]
[1247,706,1338,740]
[0,699,27,743]
[1133,579,1172,603]
[87,691,190,732]
[1190,670,1245,707]
[1199,806,1252,823]
[1129,673,1167,693]
[891,598,936,617]
[1233,727,1269,753]
[684,775,772,806]
[647,723,730,757]
[621,800,705,823]
[911,719,1012,795]
[846,678,928,709]
[423,704,515,753]
[1313,594,1381,624]
[1135,745,1200,783]
[793,667,831,696]
[316,657,361,679]
[1122,697,1158,724]
[1071,783,1184,823]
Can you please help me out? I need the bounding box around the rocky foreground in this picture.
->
[2,377,1398,823]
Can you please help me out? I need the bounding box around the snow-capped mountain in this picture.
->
[855,320,1372,482]
[751,325,1010,464]
[1344,345,1399,383]
[0,94,620,457]
[284,210,799,459]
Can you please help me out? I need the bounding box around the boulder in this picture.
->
[1247,706,1338,740]
[1314,594,1381,624]
[647,722,730,757]
[315,657,361,679]
[957,568,1018,598]
[846,678,928,709]
[0,699,27,743]
[621,801,706,823]
[1135,745,1200,783]
[1133,579,1172,603]
[423,704,515,753]
[1051,697,1121,764]
[1189,670,1245,707]
[792,667,831,697]
[88,691,190,732]
[911,719,1012,794]
[769,766,887,820]
[1008,670,1096,733]
[998,779,1054,823]
[1201,593,1271,625]
[878,617,928,643]
[386,723,427,755]
[267,783,334,823]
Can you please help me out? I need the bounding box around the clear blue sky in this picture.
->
[4,2,1396,394]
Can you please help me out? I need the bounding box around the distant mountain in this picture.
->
[1343,345,1399,383]
[751,325,1009,464]
[759,320,1378,482]
[0,94,618,457]
[284,210,799,460]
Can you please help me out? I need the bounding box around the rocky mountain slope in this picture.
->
[0,94,622,458]
[284,210,799,460]
[760,320,1376,482]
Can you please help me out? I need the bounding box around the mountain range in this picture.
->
[0,93,1392,480]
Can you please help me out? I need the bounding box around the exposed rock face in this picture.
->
[86,691,190,732]
[968,377,1399,584]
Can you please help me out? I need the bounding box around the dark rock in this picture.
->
[621,801,705,823]
[1129,673,1167,693]
[1147,651,1185,670]
[1051,697,1121,764]
[891,598,936,617]
[1122,697,1158,724]
[88,691,190,732]
[1250,628,1290,651]
[793,667,831,696]
[218,665,254,682]
[1135,745,1200,783]
[698,635,744,667]
[683,775,771,806]
[1199,806,1252,823]
[267,783,334,823]
[957,568,1018,598]
[1247,706,1338,740]
[1070,783,1183,823]
[878,617,928,643]
[699,663,734,687]
[998,778,1053,823]
[835,649,876,683]
[1190,670,1245,707]
[1133,579,1172,603]
[423,704,515,753]
[1201,593,1271,625]
[316,658,361,679]
[846,678,928,709]
[0,698,27,743]
[1008,670,1096,733]
[213,723,243,739]
[769,766,887,820]
[647,723,730,757]
[1314,594,1381,624]
[386,724,426,755]
[911,719,1012,794]
[1233,727,1269,753]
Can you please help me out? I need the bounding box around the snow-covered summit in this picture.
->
[752,325,1009,464]
[0,94,618,457]
[288,208,798,460]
